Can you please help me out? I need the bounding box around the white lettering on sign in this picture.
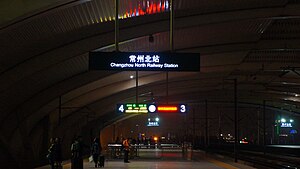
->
[152,55,160,62]
[147,63,163,68]
[180,105,186,113]
[147,121,159,126]
[110,63,134,68]
[281,122,292,128]
[145,55,152,62]
[135,63,146,67]
[108,54,181,70]
[164,63,178,68]
[129,55,136,62]
[129,54,160,63]
[110,62,179,69]
[137,55,144,62]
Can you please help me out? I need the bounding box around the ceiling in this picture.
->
[1,0,300,157]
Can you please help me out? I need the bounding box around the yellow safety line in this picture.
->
[204,157,239,169]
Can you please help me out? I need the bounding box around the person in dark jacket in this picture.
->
[91,138,100,168]
[54,137,62,168]
[47,138,55,169]
[71,136,83,169]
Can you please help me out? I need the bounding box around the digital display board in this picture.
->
[116,103,187,114]
[156,104,187,113]
[117,103,148,114]
[89,52,200,71]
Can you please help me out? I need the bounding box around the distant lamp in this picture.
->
[281,118,286,123]
[290,119,294,123]
[155,117,159,122]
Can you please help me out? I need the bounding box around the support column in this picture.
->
[115,0,119,52]
[218,111,221,145]
[193,108,195,147]
[170,0,174,50]
[166,0,175,104]
[205,100,208,148]
[234,79,238,162]
[58,96,62,126]
[113,124,116,142]
[136,71,138,104]
[263,100,266,155]
[257,110,260,145]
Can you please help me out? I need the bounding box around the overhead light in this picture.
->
[295,94,299,97]
[130,75,134,79]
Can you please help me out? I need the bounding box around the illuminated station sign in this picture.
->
[89,52,200,71]
[148,104,187,113]
[117,103,187,114]
[117,103,148,114]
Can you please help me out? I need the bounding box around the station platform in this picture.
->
[36,149,255,169]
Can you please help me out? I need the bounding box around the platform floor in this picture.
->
[37,149,256,169]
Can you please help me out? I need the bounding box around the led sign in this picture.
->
[117,103,188,114]
[157,104,187,113]
[158,106,178,112]
[281,122,292,128]
[89,52,200,71]
[117,103,148,114]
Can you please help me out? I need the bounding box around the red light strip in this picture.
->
[157,106,178,112]
[123,0,169,18]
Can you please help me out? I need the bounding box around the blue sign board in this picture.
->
[147,121,159,127]
[89,52,200,71]
[281,122,292,128]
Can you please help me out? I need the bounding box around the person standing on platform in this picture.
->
[122,138,130,163]
[54,137,62,168]
[47,138,55,169]
[71,136,83,169]
[91,138,100,168]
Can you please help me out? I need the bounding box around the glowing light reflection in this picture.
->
[117,0,169,20]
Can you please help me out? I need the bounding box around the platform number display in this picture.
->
[117,103,188,114]
[180,104,186,113]
[118,104,125,113]
[116,103,148,114]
